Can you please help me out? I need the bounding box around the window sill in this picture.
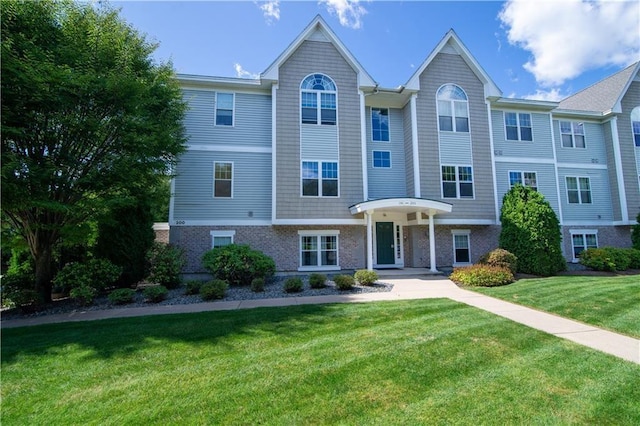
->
[298,265,340,272]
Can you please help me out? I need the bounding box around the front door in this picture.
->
[376,222,395,265]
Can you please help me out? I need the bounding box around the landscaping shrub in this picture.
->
[184,280,203,295]
[478,248,518,275]
[283,277,303,293]
[143,285,168,303]
[251,277,265,292]
[200,279,228,300]
[1,271,39,310]
[627,248,640,269]
[201,244,275,286]
[108,288,136,305]
[580,247,635,271]
[354,270,378,286]
[309,273,327,289]
[499,185,565,276]
[70,285,98,306]
[53,258,121,305]
[449,264,514,287]
[333,274,355,290]
[146,243,185,289]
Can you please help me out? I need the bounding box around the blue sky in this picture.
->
[113,0,640,101]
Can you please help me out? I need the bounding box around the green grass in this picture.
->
[471,275,640,338]
[2,299,639,425]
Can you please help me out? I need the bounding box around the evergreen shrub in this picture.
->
[449,265,514,287]
[201,244,275,286]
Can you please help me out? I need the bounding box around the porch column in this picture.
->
[365,211,373,270]
[428,211,437,273]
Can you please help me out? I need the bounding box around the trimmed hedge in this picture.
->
[251,277,265,292]
[201,244,275,286]
[333,275,355,290]
[579,247,640,271]
[309,273,327,289]
[108,288,136,305]
[478,248,518,275]
[449,265,514,287]
[143,285,168,303]
[283,277,303,293]
[200,280,228,300]
[354,270,378,286]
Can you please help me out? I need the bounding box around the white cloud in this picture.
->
[234,63,259,79]
[258,1,280,24]
[320,0,367,29]
[499,0,640,87]
[522,88,565,102]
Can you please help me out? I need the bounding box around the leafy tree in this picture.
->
[632,212,640,250]
[499,185,566,276]
[1,0,186,301]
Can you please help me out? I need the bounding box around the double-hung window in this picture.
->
[215,92,234,126]
[371,108,389,141]
[302,161,338,197]
[452,230,471,265]
[570,231,598,262]
[437,84,469,132]
[213,162,233,198]
[505,112,532,141]
[299,231,339,270]
[301,74,337,125]
[442,165,473,199]
[509,171,538,191]
[632,107,640,147]
[372,151,391,168]
[560,121,585,148]
[566,176,591,204]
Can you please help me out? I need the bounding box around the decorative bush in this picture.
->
[333,274,355,290]
[478,248,518,275]
[1,272,39,310]
[449,265,514,287]
[309,273,327,289]
[499,185,565,276]
[354,270,378,286]
[53,258,122,294]
[283,277,303,293]
[184,280,203,295]
[108,288,136,305]
[70,285,98,306]
[200,279,228,300]
[580,247,635,271]
[143,285,168,303]
[146,243,185,289]
[251,277,265,292]
[201,244,275,286]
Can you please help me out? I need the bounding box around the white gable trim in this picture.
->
[612,62,640,113]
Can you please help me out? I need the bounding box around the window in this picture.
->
[214,162,233,198]
[210,230,235,249]
[437,84,469,132]
[509,171,538,191]
[301,74,336,125]
[632,107,640,147]
[505,112,532,141]
[570,231,598,262]
[442,165,473,199]
[566,177,592,204]
[452,230,471,264]
[299,231,339,270]
[371,108,389,141]
[372,151,391,168]
[215,93,234,126]
[560,121,585,148]
[302,161,338,197]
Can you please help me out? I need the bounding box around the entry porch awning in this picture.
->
[349,198,453,273]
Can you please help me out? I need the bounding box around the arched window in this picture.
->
[437,84,469,132]
[301,74,337,125]
[631,106,640,147]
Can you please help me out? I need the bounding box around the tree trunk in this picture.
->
[34,244,54,304]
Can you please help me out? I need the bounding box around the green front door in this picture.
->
[376,222,395,265]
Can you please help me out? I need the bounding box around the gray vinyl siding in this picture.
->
[439,132,472,164]
[557,167,613,222]
[275,40,363,219]
[619,81,640,220]
[494,162,560,216]
[182,90,271,148]
[403,104,415,197]
[301,125,339,160]
[603,123,623,221]
[491,111,554,159]
[367,107,406,199]
[173,150,271,221]
[416,52,495,221]
[554,121,607,164]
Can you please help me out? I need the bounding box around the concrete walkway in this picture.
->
[2,275,638,364]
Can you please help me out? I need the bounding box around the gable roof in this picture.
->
[404,29,501,98]
[558,62,639,114]
[261,15,377,88]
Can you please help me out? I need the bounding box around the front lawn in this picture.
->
[2,299,639,424]
[471,275,640,338]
